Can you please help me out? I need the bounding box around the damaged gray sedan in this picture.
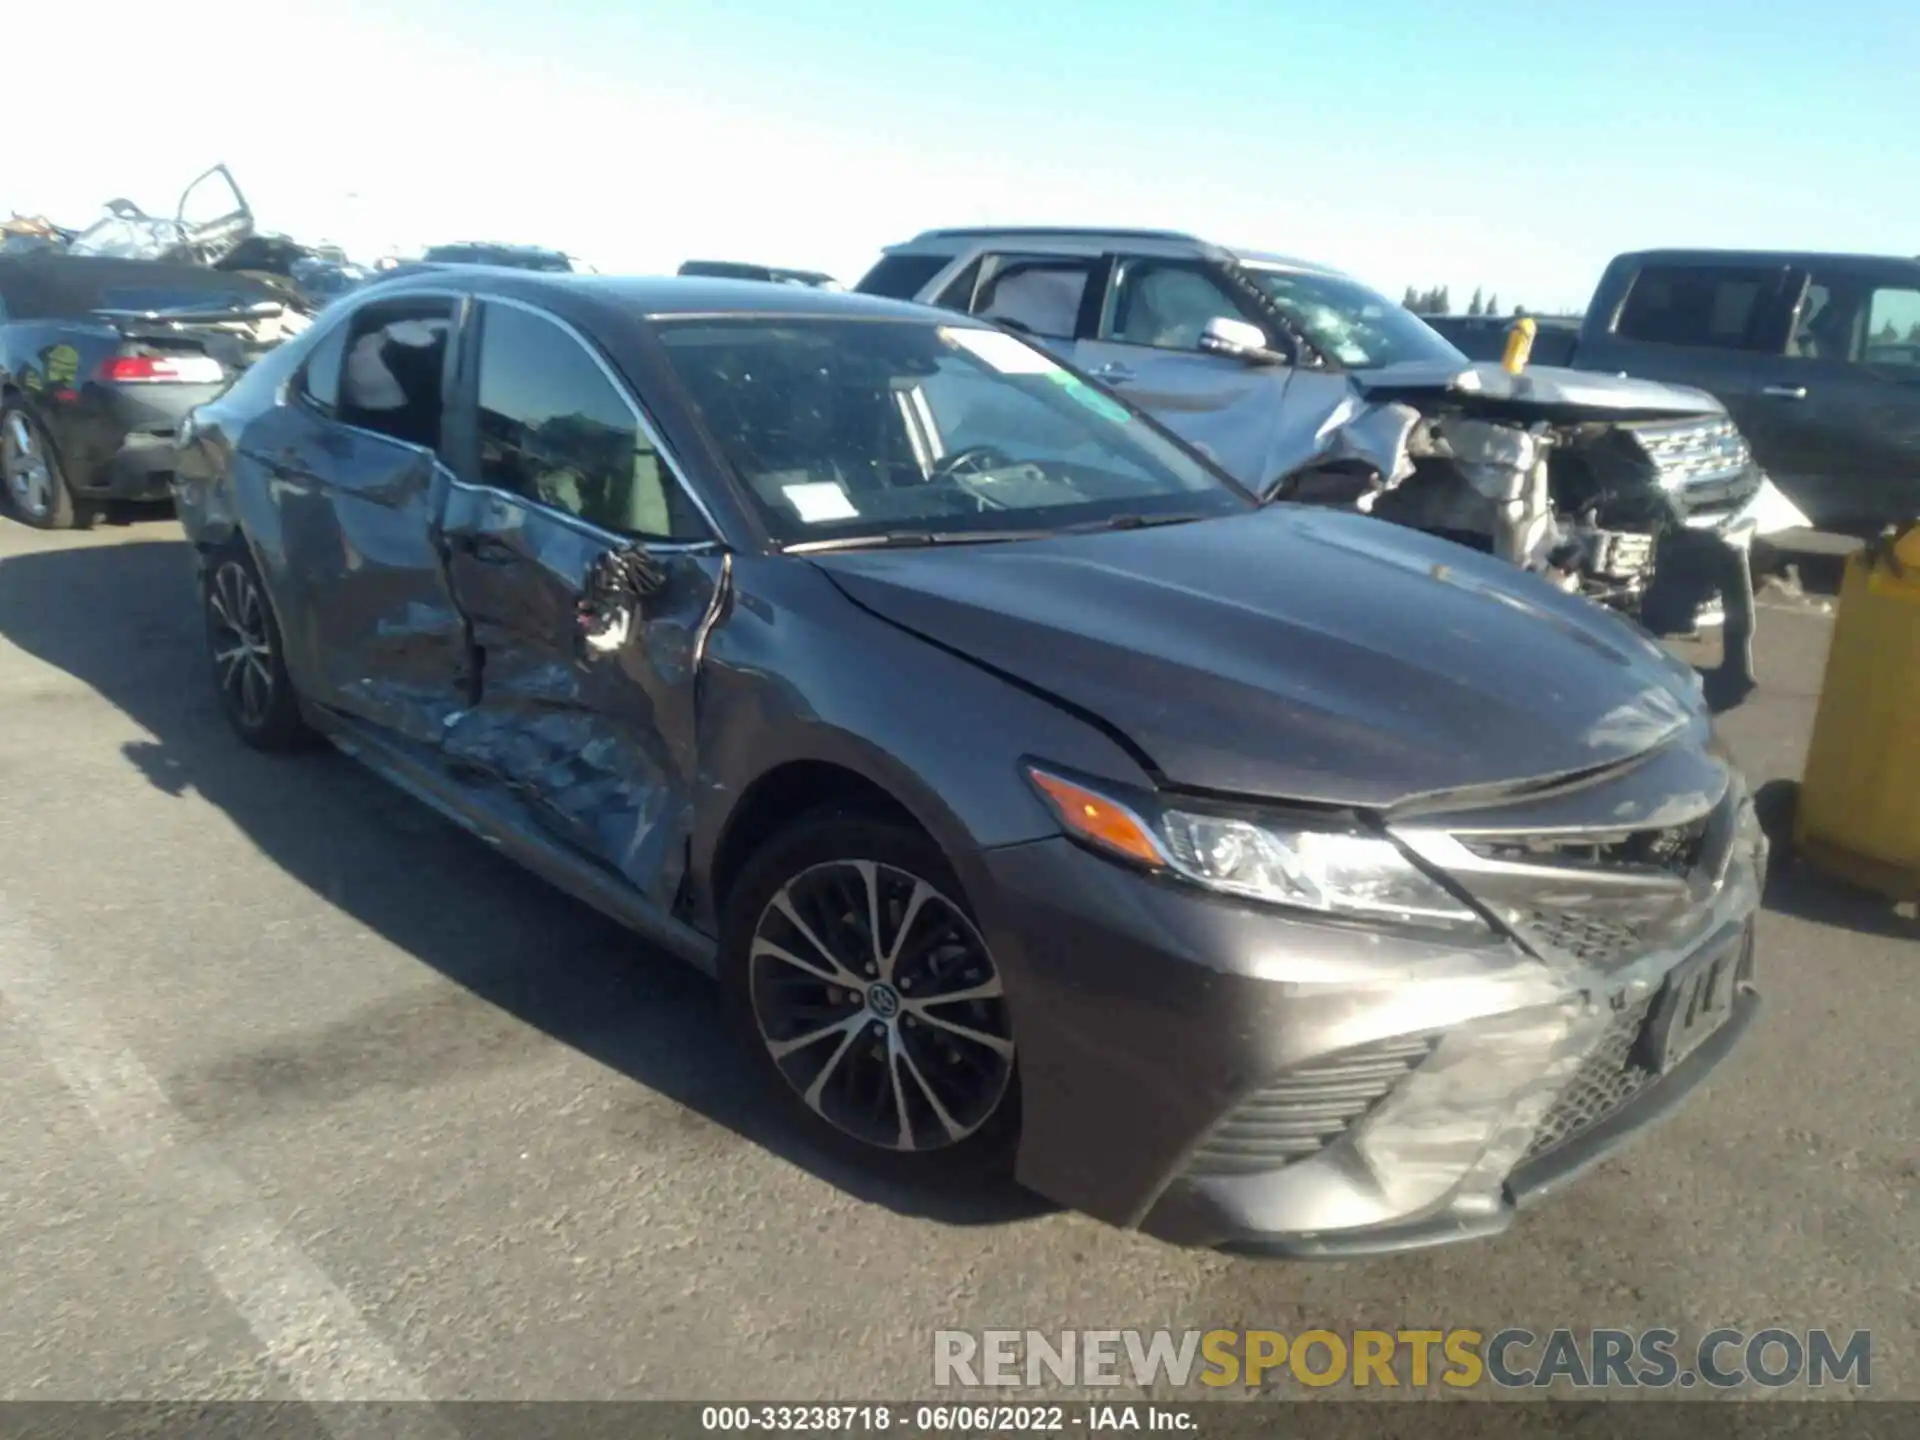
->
[172,272,1765,1255]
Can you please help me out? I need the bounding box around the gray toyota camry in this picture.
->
[172,271,1764,1256]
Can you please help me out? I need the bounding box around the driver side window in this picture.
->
[473,302,707,541]
[1100,259,1256,352]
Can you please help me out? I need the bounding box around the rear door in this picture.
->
[950,250,1102,362]
[1737,261,1920,531]
[436,297,723,908]
[264,292,476,743]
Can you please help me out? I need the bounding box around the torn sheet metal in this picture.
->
[577,545,669,654]
[437,483,721,911]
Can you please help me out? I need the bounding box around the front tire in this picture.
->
[1,400,91,530]
[720,810,1020,1177]
[203,543,311,751]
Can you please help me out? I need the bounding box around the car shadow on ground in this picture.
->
[0,534,1055,1231]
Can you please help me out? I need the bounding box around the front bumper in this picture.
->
[973,779,1764,1257]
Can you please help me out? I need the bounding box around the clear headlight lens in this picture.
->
[1161,809,1483,930]
[1026,765,1487,933]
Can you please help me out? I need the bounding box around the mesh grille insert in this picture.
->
[1522,997,1655,1164]
[1515,908,1650,974]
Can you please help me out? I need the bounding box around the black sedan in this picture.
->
[172,272,1764,1256]
[1,253,303,528]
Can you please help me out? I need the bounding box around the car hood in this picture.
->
[812,508,1705,810]
[1351,360,1728,420]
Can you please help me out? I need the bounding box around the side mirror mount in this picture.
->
[1198,315,1287,365]
[577,543,667,656]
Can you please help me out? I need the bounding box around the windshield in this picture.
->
[652,317,1248,545]
[1241,266,1466,369]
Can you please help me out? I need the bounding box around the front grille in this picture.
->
[1514,908,1648,974]
[1521,997,1655,1163]
[1629,417,1750,487]
[1462,817,1709,877]
[1186,1035,1435,1178]
[1626,417,1761,513]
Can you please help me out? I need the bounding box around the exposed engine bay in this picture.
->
[1260,362,1807,631]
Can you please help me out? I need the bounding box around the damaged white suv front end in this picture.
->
[1287,359,1810,616]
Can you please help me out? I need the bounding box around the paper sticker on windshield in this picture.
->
[940,327,1061,375]
[782,481,859,524]
[1046,371,1133,424]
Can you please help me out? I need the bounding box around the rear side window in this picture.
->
[931,258,983,311]
[1614,264,1787,351]
[1865,286,1920,369]
[853,252,953,300]
[971,256,1095,339]
[336,300,454,450]
[295,321,350,414]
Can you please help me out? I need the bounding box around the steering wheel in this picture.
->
[930,445,1014,483]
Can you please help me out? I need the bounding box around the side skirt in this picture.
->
[301,702,721,978]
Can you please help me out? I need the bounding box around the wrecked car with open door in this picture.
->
[858,228,1814,700]
[68,164,258,270]
[1,253,308,528]
[172,271,1763,1257]
[65,163,345,316]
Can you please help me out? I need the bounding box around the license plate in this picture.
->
[1642,936,1743,1072]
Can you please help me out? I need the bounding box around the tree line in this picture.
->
[1402,285,1530,317]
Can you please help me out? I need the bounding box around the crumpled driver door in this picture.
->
[433,296,731,910]
[436,485,723,910]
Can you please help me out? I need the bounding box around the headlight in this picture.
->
[1027,766,1487,933]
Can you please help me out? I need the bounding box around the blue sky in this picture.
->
[10,0,1915,309]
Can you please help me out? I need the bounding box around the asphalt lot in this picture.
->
[0,514,1912,1404]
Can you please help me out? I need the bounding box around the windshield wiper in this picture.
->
[784,529,1057,554]
[1064,511,1212,534]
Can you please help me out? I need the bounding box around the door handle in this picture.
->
[1089,363,1136,383]
[1761,384,1808,400]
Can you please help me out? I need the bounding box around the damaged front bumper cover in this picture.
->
[977,751,1766,1259]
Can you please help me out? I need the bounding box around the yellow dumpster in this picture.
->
[1792,522,1920,903]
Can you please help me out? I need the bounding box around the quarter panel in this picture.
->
[686,556,1150,930]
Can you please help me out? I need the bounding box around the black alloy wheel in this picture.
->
[204,544,309,750]
[724,813,1019,1171]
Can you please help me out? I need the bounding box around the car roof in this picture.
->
[1614,248,1920,271]
[367,268,964,322]
[877,227,1344,276]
